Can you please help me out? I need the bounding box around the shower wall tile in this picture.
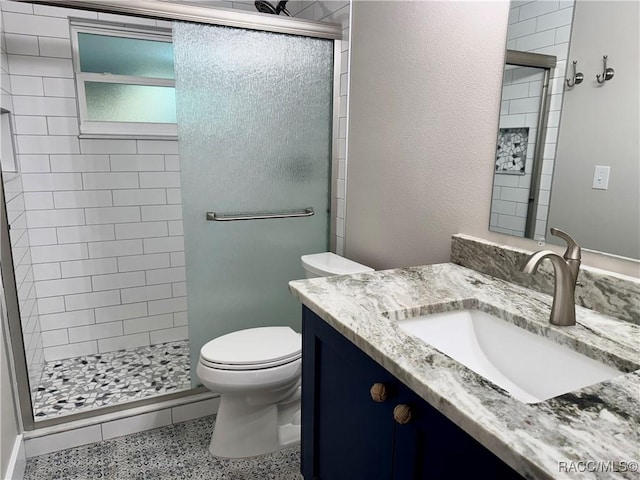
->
[117,253,171,272]
[24,192,54,210]
[35,276,92,298]
[142,236,184,254]
[37,296,65,315]
[149,326,188,345]
[17,155,51,173]
[43,340,98,361]
[87,239,143,259]
[114,221,168,240]
[95,302,148,324]
[57,224,115,243]
[97,332,150,353]
[32,263,62,282]
[64,290,121,311]
[123,313,174,335]
[79,139,137,155]
[50,154,110,172]
[60,258,118,278]
[30,243,88,263]
[40,309,95,331]
[28,227,57,246]
[141,204,183,221]
[170,252,185,267]
[92,271,146,292]
[112,188,167,206]
[146,267,186,286]
[67,321,123,343]
[2,146,45,391]
[3,0,348,362]
[1,12,70,38]
[173,311,188,327]
[21,173,83,192]
[41,328,69,348]
[82,172,140,190]
[42,77,76,98]
[121,284,172,304]
[148,297,187,316]
[137,140,180,155]
[110,154,165,172]
[53,190,113,209]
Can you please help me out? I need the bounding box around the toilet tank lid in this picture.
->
[200,326,301,366]
[301,252,374,276]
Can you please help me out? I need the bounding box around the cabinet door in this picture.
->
[302,307,398,480]
[392,383,522,479]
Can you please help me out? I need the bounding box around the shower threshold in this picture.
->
[32,340,191,421]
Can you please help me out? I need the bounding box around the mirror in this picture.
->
[490,0,640,260]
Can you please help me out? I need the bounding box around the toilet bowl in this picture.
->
[197,252,373,458]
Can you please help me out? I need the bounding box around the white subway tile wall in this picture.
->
[1,7,45,387]
[1,2,188,361]
[2,0,350,365]
[491,0,574,239]
[3,171,45,386]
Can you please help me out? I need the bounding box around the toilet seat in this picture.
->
[199,354,301,371]
[200,326,301,371]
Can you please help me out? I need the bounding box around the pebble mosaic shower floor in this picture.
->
[32,341,191,420]
[24,415,302,480]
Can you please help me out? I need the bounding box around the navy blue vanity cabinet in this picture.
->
[301,306,522,480]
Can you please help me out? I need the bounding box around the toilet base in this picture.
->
[209,387,301,458]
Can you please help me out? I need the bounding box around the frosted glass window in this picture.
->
[85,82,176,123]
[78,33,174,79]
[71,22,177,136]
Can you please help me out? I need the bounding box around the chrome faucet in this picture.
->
[521,228,581,326]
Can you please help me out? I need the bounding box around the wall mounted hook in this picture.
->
[565,60,584,87]
[596,55,615,84]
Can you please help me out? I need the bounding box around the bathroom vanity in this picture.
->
[301,306,520,479]
[289,260,639,479]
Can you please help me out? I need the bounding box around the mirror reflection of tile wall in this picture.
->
[490,0,575,240]
[492,66,545,237]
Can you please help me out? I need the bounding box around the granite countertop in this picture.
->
[289,263,640,480]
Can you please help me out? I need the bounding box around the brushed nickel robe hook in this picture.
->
[596,55,615,84]
[565,60,584,87]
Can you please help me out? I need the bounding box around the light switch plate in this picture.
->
[592,165,610,190]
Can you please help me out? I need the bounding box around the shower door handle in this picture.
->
[206,207,314,221]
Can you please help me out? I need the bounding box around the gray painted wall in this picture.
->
[547,0,639,260]
[344,0,639,277]
[345,0,509,269]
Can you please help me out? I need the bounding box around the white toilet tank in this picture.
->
[301,252,374,278]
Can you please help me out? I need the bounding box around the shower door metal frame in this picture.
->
[1,169,32,433]
[6,0,343,432]
[22,0,342,39]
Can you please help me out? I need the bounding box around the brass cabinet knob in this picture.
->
[370,383,388,402]
[393,404,412,424]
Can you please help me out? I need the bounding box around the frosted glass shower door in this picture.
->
[173,23,334,381]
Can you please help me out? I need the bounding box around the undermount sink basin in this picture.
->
[397,309,621,403]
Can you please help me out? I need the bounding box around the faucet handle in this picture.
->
[550,228,581,261]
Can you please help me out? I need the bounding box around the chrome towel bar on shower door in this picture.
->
[206,207,314,221]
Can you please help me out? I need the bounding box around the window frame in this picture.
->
[70,21,177,138]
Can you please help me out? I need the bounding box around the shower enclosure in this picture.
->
[0,0,341,432]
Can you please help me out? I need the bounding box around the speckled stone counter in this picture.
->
[289,263,640,479]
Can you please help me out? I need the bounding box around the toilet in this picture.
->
[197,252,373,458]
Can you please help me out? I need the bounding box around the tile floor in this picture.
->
[32,341,191,420]
[24,415,302,480]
